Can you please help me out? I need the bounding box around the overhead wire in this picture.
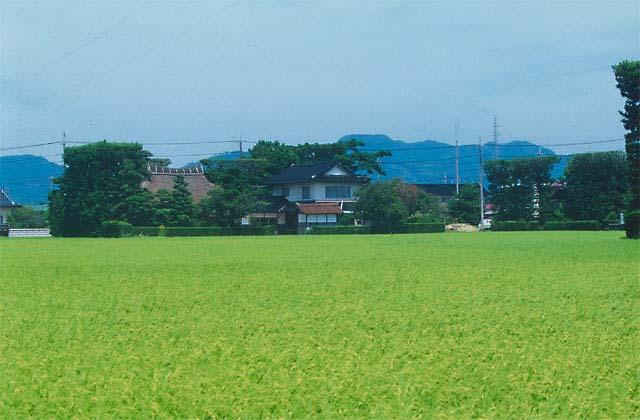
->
[3,0,242,110]
[2,1,157,87]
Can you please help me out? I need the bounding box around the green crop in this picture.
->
[1,232,638,417]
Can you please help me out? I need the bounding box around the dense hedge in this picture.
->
[96,221,136,237]
[625,210,640,239]
[132,225,278,237]
[309,223,445,235]
[491,221,542,231]
[544,220,601,231]
[308,226,372,235]
[396,223,446,233]
[492,220,603,231]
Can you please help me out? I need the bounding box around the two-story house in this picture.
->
[256,162,368,232]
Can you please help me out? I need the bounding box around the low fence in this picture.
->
[8,228,52,238]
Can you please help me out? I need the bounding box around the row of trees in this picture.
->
[48,140,391,236]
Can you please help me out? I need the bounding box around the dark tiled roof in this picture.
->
[0,190,20,208]
[297,202,343,214]
[147,165,205,175]
[254,196,296,213]
[267,162,358,184]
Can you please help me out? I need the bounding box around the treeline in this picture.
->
[47,140,391,236]
[481,152,630,226]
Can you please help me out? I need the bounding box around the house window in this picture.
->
[325,185,351,199]
[301,185,310,200]
[280,187,289,197]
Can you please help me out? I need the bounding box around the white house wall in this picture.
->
[273,182,359,201]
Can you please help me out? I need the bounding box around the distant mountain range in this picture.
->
[338,134,568,183]
[0,136,568,205]
[0,155,63,205]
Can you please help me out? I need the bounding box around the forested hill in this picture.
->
[0,155,63,205]
[339,134,569,183]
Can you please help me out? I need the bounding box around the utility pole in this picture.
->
[455,120,460,194]
[479,136,485,224]
[492,115,499,160]
[239,132,243,158]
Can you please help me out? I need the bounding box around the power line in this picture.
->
[3,0,241,111]
[0,0,39,24]
[0,141,61,151]
[2,1,157,87]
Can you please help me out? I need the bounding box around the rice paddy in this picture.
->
[1,232,638,417]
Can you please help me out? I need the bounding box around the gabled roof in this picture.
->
[0,190,20,208]
[297,202,343,214]
[253,196,297,213]
[267,162,360,185]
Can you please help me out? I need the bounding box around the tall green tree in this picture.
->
[48,141,151,236]
[484,156,559,222]
[564,152,629,222]
[198,160,266,227]
[355,180,408,232]
[613,60,640,238]
[247,139,392,180]
[152,176,195,226]
[448,184,481,225]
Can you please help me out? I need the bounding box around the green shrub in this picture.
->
[220,226,276,236]
[164,227,223,237]
[625,210,640,239]
[308,226,372,235]
[397,223,445,233]
[96,221,135,237]
[544,220,601,231]
[158,226,277,237]
[492,221,542,231]
[134,227,162,236]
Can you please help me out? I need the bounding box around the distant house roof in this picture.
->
[297,202,343,214]
[267,162,364,185]
[141,165,214,203]
[0,190,20,208]
[254,196,297,213]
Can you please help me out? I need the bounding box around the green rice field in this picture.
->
[1,232,638,417]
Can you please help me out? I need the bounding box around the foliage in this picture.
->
[355,180,408,232]
[7,206,47,228]
[491,220,542,231]
[625,210,640,238]
[544,220,601,231]
[48,141,151,236]
[96,220,135,237]
[396,223,445,233]
[394,181,444,222]
[1,233,638,417]
[484,156,559,222]
[338,213,356,226]
[308,225,372,235]
[151,176,195,227]
[613,60,640,238]
[447,184,481,225]
[563,152,629,222]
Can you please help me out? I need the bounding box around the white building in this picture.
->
[0,190,21,225]
[262,162,368,232]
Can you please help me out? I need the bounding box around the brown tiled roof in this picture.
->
[141,170,215,203]
[297,202,343,214]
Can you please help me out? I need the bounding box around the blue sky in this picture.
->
[1,0,638,164]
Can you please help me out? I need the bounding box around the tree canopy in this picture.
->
[612,60,640,238]
[564,152,629,222]
[484,156,559,222]
[49,141,151,236]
